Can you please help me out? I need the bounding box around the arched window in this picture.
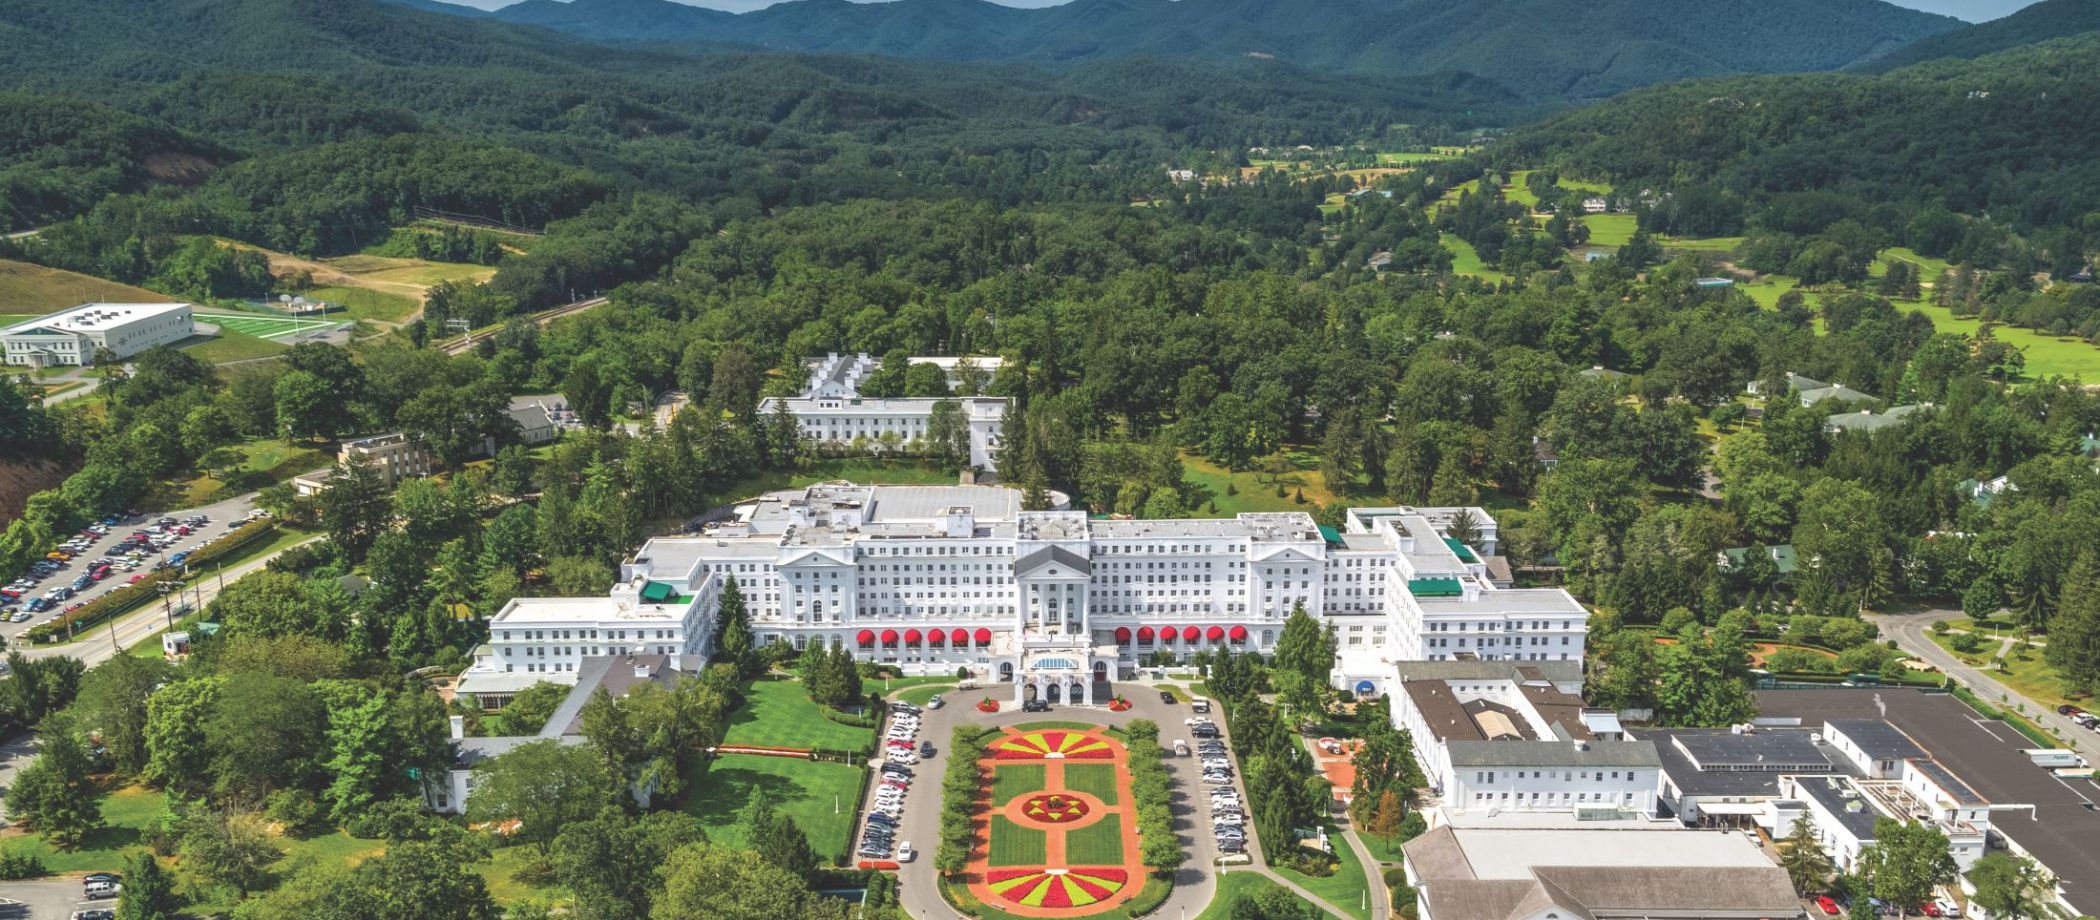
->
[1261,629,1275,646]
[794,634,808,651]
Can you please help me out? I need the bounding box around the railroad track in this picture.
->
[441,296,607,354]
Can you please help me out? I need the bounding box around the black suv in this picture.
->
[1022,700,1051,712]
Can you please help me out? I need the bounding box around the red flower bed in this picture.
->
[976,699,1001,713]
[858,860,900,871]
[1021,793,1091,823]
[986,867,1041,884]
[1064,747,1114,759]
[1106,698,1132,712]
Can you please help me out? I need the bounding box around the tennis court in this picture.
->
[194,312,347,340]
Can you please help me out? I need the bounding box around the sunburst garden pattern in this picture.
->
[1021,793,1091,823]
[992,730,1115,760]
[986,868,1129,909]
[968,725,1147,916]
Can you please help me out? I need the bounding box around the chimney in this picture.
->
[635,659,653,680]
[448,715,465,741]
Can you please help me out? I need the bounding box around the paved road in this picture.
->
[0,732,35,827]
[1869,607,2100,762]
[2,492,263,651]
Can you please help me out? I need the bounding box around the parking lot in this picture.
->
[0,877,117,920]
[0,492,260,647]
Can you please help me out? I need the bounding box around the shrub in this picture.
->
[0,849,48,880]
[265,788,325,838]
[1950,632,1985,655]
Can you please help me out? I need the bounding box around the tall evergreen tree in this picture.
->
[1778,816,1835,894]
[714,577,755,676]
[2045,552,2100,694]
[115,850,180,920]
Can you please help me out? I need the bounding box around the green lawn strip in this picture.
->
[1359,830,1408,864]
[894,682,957,706]
[986,815,1047,868]
[1196,872,1293,920]
[1177,447,1337,516]
[723,679,873,750]
[1439,232,1511,284]
[1274,837,1375,920]
[715,458,960,504]
[299,285,421,324]
[1581,213,1638,248]
[1152,684,1189,702]
[1008,721,1102,733]
[875,675,956,696]
[1896,301,2100,381]
[179,329,287,363]
[678,754,863,863]
[1065,813,1124,865]
[990,763,1047,804]
[1061,764,1121,805]
[478,844,573,908]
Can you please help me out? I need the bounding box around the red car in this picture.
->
[1921,903,1942,917]
[129,574,145,584]
[1816,896,1840,916]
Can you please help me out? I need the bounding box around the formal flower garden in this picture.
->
[969,725,1148,915]
[1020,793,1092,824]
[987,868,1130,908]
[992,730,1115,760]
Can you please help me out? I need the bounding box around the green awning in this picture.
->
[1409,577,1464,597]
[639,581,674,603]
[1441,537,1478,563]
[1318,525,1343,546]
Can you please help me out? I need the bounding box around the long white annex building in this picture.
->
[1,302,195,367]
[760,353,1008,471]
[456,482,1587,707]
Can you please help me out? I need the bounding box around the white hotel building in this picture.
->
[1,302,195,367]
[456,482,1588,707]
[761,353,1008,471]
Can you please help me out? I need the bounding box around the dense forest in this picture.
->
[467,0,1959,100]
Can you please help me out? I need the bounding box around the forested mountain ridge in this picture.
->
[1497,31,2100,239]
[433,0,1964,99]
[0,0,1519,239]
[1854,0,2100,72]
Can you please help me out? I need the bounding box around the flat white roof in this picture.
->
[490,596,680,623]
[4,302,191,334]
[1445,827,1772,880]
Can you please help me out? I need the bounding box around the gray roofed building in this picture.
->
[1797,383,1875,407]
[1444,738,1660,769]
[1825,402,1933,434]
[1392,659,1584,686]
[1403,823,1804,920]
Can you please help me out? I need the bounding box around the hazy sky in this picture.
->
[451,0,2036,22]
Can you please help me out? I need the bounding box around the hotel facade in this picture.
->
[458,482,1587,707]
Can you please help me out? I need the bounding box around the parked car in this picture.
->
[926,694,944,709]
[1022,700,1050,712]
[72,911,116,920]
[1160,690,1177,704]
[2059,705,2083,716]
[920,741,936,758]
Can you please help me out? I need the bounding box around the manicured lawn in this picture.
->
[1897,302,2100,381]
[1360,829,1409,864]
[194,311,342,339]
[179,329,287,363]
[1275,837,1375,920]
[1066,813,1124,865]
[987,815,1047,867]
[895,682,956,706]
[1196,872,1293,920]
[1179,448,1341,516]
[679,754,864,864]
[299,284,422,325]
[1153,684,1189,702]
[1931,630,2077,711]
[1583,213,1638,248]
[1658,234,1744,254]
[1374,151,1458,165]
[722,679,874,751]
[1062,763,1121,805]
[875,674,957,696]
[1439,232,1512,284]
[991,763,1048,804]
[1009,721,1103,733]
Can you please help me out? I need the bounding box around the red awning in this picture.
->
[1229,624,1249,641]
[974,627,993,645]
[951,628,969,646]
[880,629,899,645]
[1182,625,1201,641]
[904,628,922,645]
[1136,626,1155,641]
[856,629,876,647]
[1156,627,1176,643]
[1114,626,1132,643]
[1206,625,1226,641]
[927,630,945,646]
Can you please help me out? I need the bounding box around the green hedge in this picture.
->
[25,520,279,643]
[1125,876,1172,917]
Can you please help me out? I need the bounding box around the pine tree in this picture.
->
[715,576,754,675]
[115,850,180,920]
[1778,816,1835,894]
[8,719,104,849]
[2046,552,2100,694]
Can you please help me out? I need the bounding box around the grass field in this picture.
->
[987,815,1048,867]
[1930,630,2075,711]
[1659,234,1745,254]
[0,258,174,312]
[1066,813,1124,864]
[991,763,1048,804]
[178,329,288,364]
[300,284,422,325]
[722,679,875,751]
[1179,447,1342,516]
[1375,151,1458,165]
[196,311,344,340]
[894,682,957,706]
[1196,873,1295,920]
[1061,764,1121,805]
[679,754,864,863]
[165,437,331,504]
[1583,213,1638,248]
[1899,302,2100,381]
[1274,837,1375,920]
[1438,232,1512,284]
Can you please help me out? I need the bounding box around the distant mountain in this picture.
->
[1855,0,2100,71]
[443,0,1965,99]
